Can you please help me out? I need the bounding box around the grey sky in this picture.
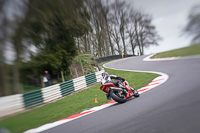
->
[127,0,200,54]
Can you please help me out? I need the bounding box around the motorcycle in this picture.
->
[100,79,140,103]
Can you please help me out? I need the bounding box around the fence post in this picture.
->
[61,71,65,82]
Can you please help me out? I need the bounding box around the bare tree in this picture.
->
[130,11,161,55]
[86,0,112,56]
[184,5,200,44]
[86,0,102,56]
[111,23,122,54]
[81,0,161,56]
[111,0,129,55]
[100,0,115,55]
[126,10,137,55]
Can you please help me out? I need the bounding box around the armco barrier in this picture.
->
[42,84,62,103]
[73,76,87,91]
[85,73,97,86]
[96,55,135,64]
[60,80,74,96]
[0,94,24,117]
[23,89,43,108]
[95,71,103,82]
[0,70,104,118]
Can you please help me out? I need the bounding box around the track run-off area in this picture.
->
[26,55,200,133]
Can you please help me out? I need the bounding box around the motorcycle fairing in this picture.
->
[100,83,117,93]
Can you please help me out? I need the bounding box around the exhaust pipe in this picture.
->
[110,87,123,91]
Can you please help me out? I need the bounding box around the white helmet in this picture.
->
[102,72,109,77]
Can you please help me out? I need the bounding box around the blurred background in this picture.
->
[0,0,200,96]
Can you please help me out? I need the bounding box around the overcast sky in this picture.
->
[126,0,200,54]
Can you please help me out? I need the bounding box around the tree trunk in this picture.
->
[116,41,121,54]
[84,34,88,53]
[97,35,102,57]
[61,71,65,82]
[87,35,91,54]
[130,40,136,55]
[139,33,145,55]
[105,40,109,56]
[77,37,81,53]
[138,44,142,55]
[13,58,21,94]
[41,76,44,88]
[120,31,126,55]
[113,29,121,55]
[134,22,142,55]
[106,24,114,55]
[0,57,8,96]
[109,37,114,55]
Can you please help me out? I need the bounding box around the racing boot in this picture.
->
[131,87,140,97]
[106,93,111,100]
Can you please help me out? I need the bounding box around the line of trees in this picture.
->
[77,0,162,56]
[0,0,161,96]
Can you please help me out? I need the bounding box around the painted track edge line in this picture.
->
[143,54,200,61]
[143,54,179,61]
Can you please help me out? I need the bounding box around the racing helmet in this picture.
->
[102,72,109,77]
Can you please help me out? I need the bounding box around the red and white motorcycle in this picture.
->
[100,79,140,103]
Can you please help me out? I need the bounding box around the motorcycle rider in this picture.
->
[101,72,137,100]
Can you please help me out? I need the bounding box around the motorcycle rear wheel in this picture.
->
[110,90,127,103]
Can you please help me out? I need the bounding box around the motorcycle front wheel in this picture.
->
[110,90,127,103]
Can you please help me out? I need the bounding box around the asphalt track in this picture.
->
[43,55,200,133]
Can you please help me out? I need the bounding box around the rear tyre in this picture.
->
[110,90,127,103]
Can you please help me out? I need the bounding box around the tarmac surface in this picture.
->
[42,55,200,133]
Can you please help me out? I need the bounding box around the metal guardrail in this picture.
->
[23,89,43,108]
[96,55,135,64]
[73,76,87,91]
[60,80,74,96]
[85,73,97,86]
[42,84,62,103]
[0,94,24,117]
[0,70,104,118]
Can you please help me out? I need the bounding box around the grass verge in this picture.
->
[151,43,200,58]
[0,64,159,133]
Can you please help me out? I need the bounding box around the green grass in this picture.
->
[151,43,200,58]
[0,66,159,133]
[104,68,158,89]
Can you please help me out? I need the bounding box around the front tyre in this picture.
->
[110,90,127,103]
